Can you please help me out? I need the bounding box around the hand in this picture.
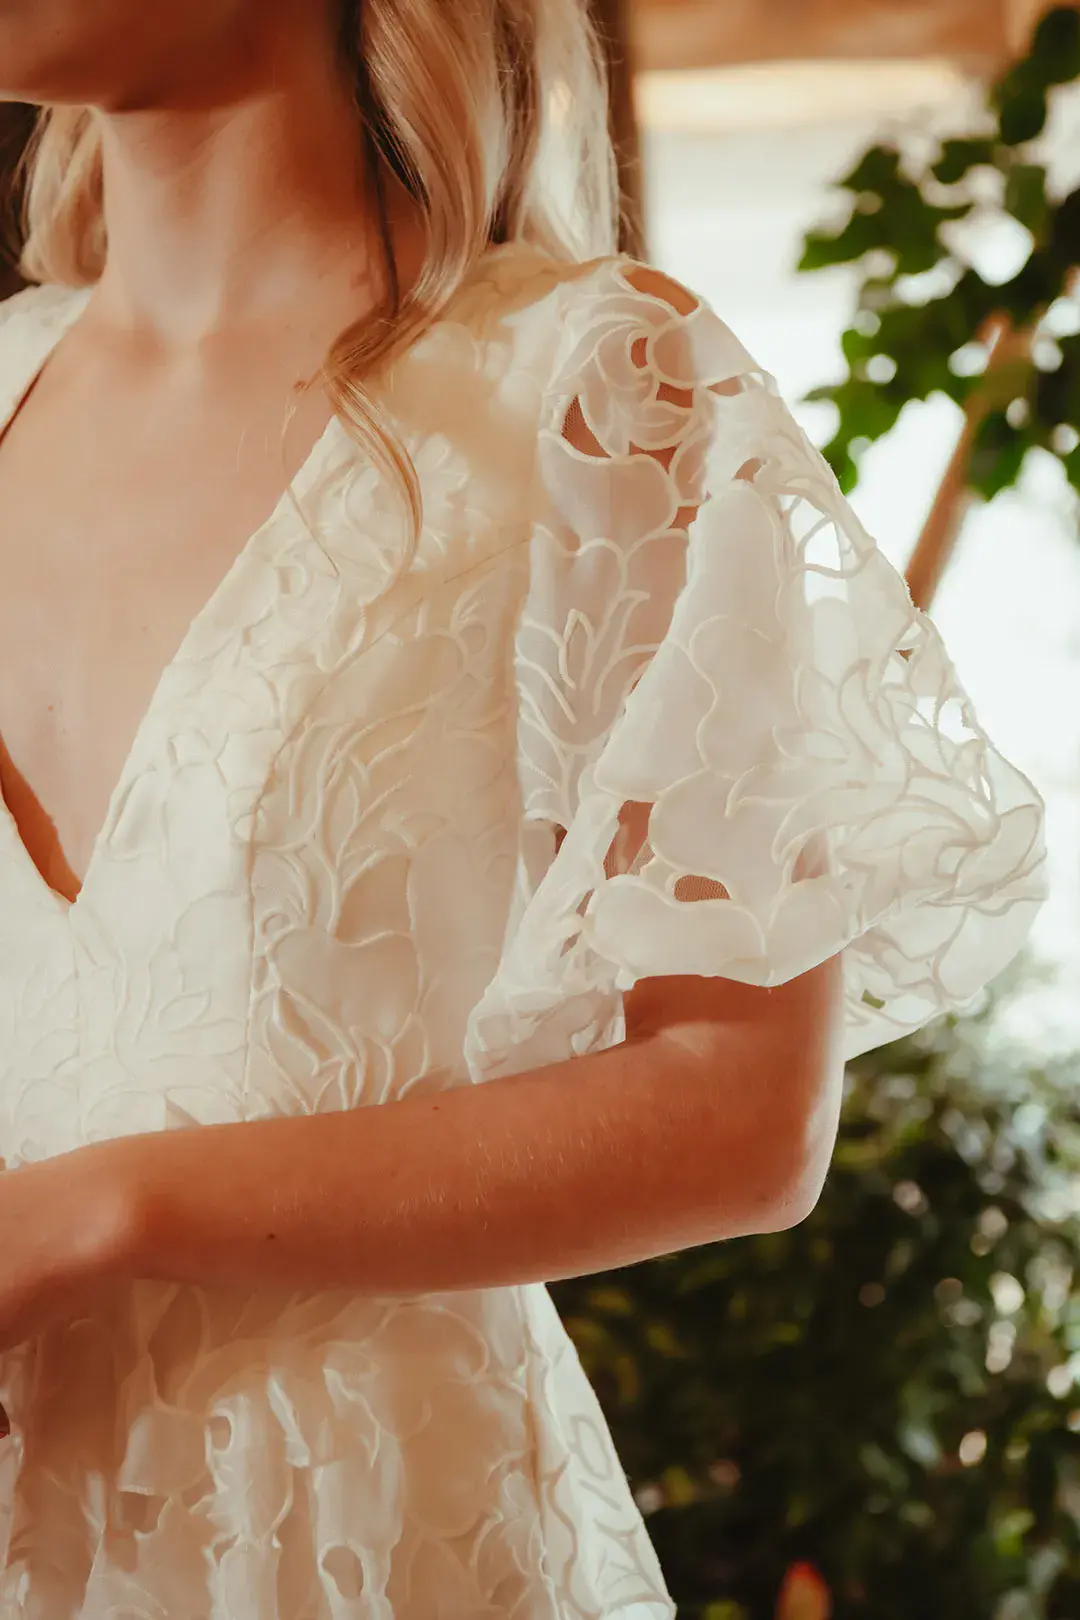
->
[0,1144,133,1357]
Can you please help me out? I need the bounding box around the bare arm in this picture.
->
[87,955,846,1297]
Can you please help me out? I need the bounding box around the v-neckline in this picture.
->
[0,243,534,923]
[0,284,347,924]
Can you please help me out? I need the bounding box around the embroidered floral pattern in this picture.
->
[0,248,1043,1618]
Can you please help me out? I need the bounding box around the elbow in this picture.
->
[741,1048,846,1236]
[643,956,847,1242]
[736,1141,829,1236]
[759,1156,829,1233]
[691,1102,834,1242]
[710,1150,825,1242]
[758,1069,844,1232]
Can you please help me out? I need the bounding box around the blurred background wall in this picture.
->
[635,0,1041,72]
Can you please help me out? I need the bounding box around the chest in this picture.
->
[0,324,335,894]
[0,476,534,1148]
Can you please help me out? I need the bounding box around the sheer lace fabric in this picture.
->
[0,248,1044,1618]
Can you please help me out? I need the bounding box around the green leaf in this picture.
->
[994,1507,1037,1557]
[768,1322,805,1347]
[1034,359,1072,429]
[645,1321,688,1358]
[860,1442,909,1491]
[970,410,1032,499]
[841,326,882,366]
[613,1352,641,1404]
[948,267,1014,337]
[933,137,1000,185]
[660,1464,701,1507]
[1005,164,1050,238]
[995,68,1050,146]
[804,383,842,404]
[799,211,887,271]
[837,143,902,195]
[1029,4,1080,85]
[820,439,859,493]
[1049,186,1080,274]
[785,1491,815,1527]
[975,356,1036,416]
[994,249,1066,323]
[586,1286,635,1317]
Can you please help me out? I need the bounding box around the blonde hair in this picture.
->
[16,0,619,580]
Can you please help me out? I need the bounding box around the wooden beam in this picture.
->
[1004,0,1080,51]
[633,0,1013,75]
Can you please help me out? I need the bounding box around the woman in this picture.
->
[0,1,1046,1615]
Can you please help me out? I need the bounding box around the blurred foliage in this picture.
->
[796,5,1080,503]
[552,989,1080,1619]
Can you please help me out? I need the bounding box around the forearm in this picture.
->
[92,970,844,1297]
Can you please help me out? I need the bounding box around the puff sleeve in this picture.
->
[461,257,1047,1080]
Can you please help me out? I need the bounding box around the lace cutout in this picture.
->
[464,256,1046,1080]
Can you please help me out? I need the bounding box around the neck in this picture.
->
[87,19,407,348]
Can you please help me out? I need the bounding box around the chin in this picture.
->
[0,43,93,107]
[0,15,144,108]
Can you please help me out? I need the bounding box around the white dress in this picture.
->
[0,244,1046,1619]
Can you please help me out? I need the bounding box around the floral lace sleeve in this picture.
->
[464,256,1047,1078]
